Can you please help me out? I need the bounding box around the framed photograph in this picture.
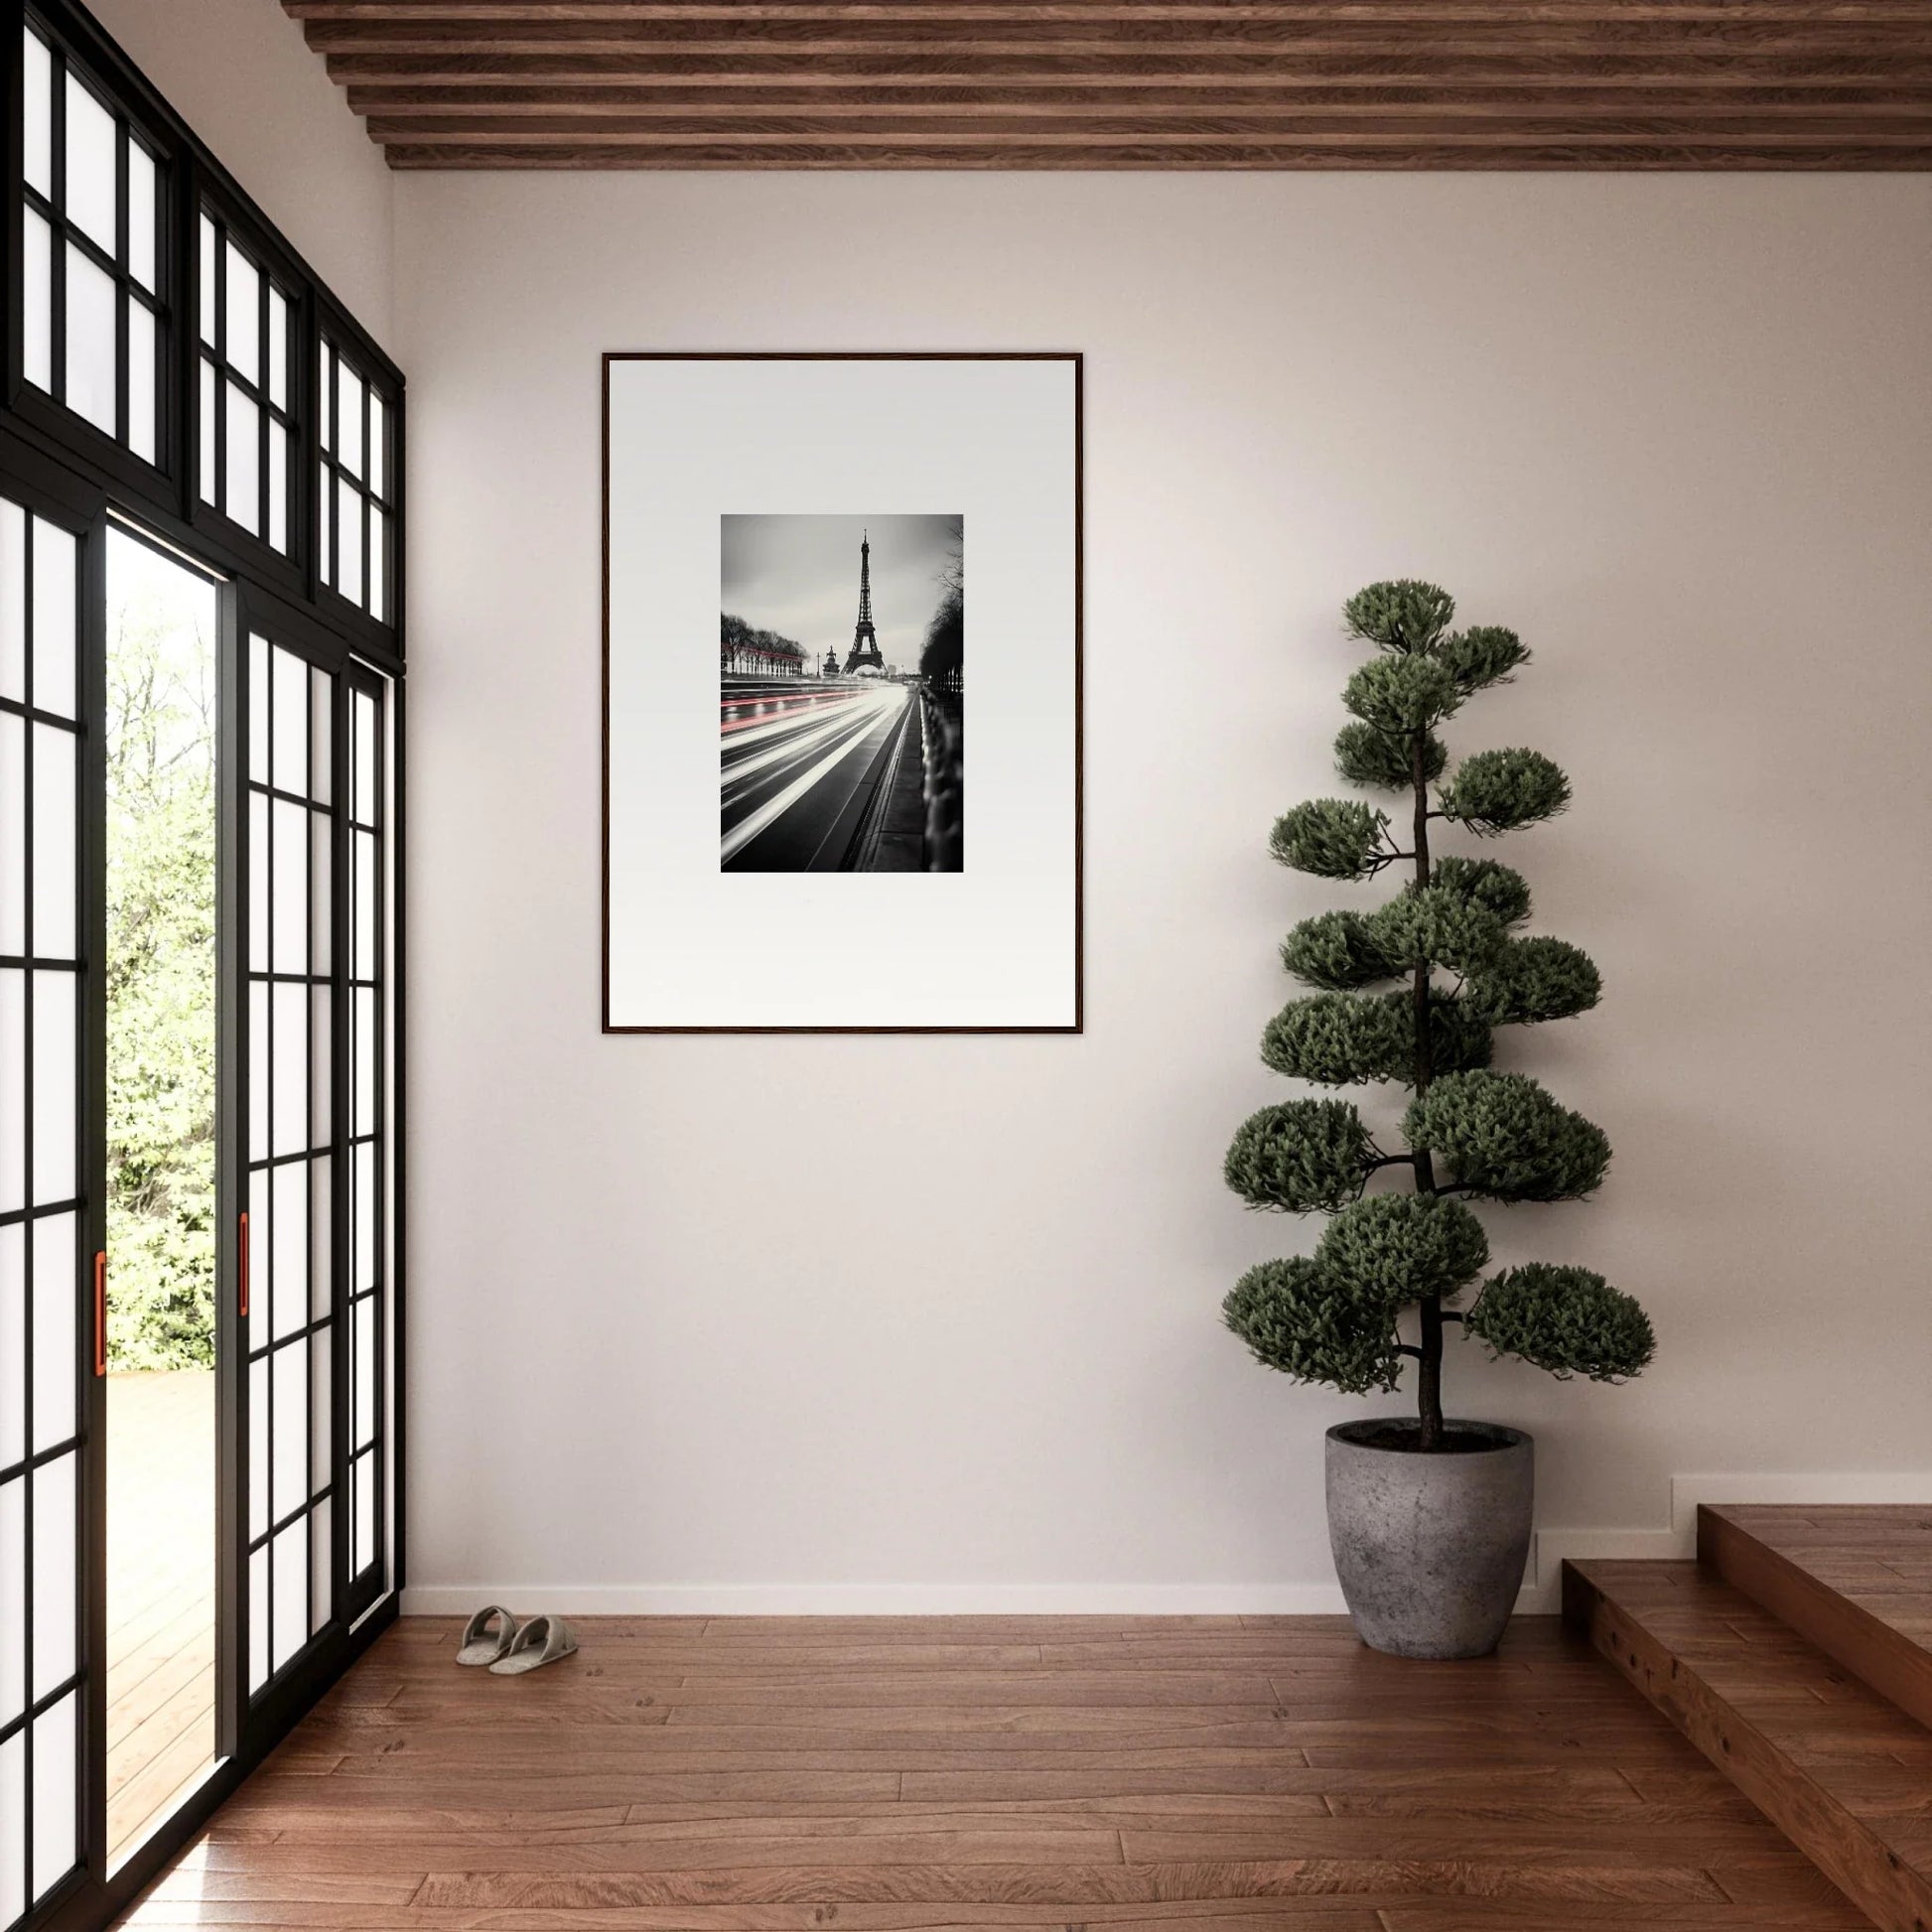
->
[603,352,1082,1033]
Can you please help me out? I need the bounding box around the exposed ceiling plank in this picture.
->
[345,82,1932,108]
[282,0,1932,168]
[381,138,1932,163]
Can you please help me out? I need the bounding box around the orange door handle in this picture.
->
[239,1211,250,1319]
[93,1252,106,1377]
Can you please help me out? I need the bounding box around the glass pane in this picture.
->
[272,1338,307,1519]
[30,1689,76,1903]
[318,343,334,454]
[0,972,20,1217]
[200,361,217,507]
[247,1355,268,1543]
[128,300,157,465]
[31,1454,75,1696]
[272,979,307,1159]
[248,633,270,785]
[318,463,333,590]
[247,790,268,973]
[31,972,75,1206]
[339,363,364,480]
[268,289,289,411]
[32,726,75,960]
[23,214,52,394]
[225,241,260,387]
[248,1543,268,1692]
[128,140,158,291]
[65,244,117,439]
[272,1517,306,1672]
[0,1728,18,1928]
[369,397,386,501]
[353,1142,374,1296]
[248,979,267,1164]
[30,1211,75,1452]
[353,1451,374,1574]
[0,1476,20,1722]
[0,715,21,956]
[23,30,51,199]
[272,1161,308,1340]
[0,501,24,704]
[353,834,375,982]
[353,987,375,1140]
[199,214,218,348]
[309,1496,332,1636]
[247,1168,269,1361]
[32,519,76,723]
[352,1297,374,1450]
[353,694,377,827]
[309,1153,332,1321]
[64,73,117,256]
[272,795,308,978]
[226,384,261,537]
[310,668,333,807]
[370,510,387,625]
[310,989,332,1147]
[273,647,308,796]
[311,812,333,976]
[268,420,288,554]
[337,479,362,608]
[0,1232,21,1468]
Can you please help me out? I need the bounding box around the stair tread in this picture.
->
[1701,1503,1932,1733]
[1569,1558,1932,1931]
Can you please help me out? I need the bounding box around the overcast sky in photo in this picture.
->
[722,513,961,674]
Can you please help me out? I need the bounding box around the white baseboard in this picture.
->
[401,1472,1932,1620]
[1517,1469,1932,1613]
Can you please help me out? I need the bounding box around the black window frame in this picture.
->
[0,3,407,1929]
[192,179,309,606]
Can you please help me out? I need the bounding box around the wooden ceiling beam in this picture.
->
[285,1,1932,16]
[363,109,1932,138]
[380,137,1932,164]
[283,0,1932,167]
[344,80,1932,109]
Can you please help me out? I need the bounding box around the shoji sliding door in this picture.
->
[0,488,96,1928]
[341,666,389,1623]
[5,3,405,1920]
[227,616,393,1735]
[234,625,338,1713]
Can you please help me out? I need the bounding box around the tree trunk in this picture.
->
[1410,729,1445,1451]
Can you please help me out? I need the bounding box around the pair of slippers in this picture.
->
[456,1605,578,1674]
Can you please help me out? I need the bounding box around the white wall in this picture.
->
[83,0,394,349]
[394,172,1932,1611]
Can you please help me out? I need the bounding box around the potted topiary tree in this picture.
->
[1223,580,1654,1660]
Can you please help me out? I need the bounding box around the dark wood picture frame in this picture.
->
[601,349,1083,1036]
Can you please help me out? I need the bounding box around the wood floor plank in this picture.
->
[114,1613,1853,1930]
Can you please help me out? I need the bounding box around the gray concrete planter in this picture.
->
[1325,1420,1534,1659]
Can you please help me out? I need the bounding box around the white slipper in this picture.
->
[455,1604,520,1667]
[487,1613,578,1676]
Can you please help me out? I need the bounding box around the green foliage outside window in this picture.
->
[106,579,216,1369]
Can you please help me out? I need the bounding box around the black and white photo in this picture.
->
[720,514,964,874]
[604,352,1080,1032]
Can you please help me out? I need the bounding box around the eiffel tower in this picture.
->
[844,529,885,674]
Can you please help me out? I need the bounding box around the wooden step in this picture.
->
[1565,1557,1932,1932]
[1701,1503,1932,1734]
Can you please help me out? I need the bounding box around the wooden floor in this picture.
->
[113,1611,1864,1931]
[106,1369,216,1865]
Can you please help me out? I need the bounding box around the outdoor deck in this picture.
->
[107,1369,215,1866]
